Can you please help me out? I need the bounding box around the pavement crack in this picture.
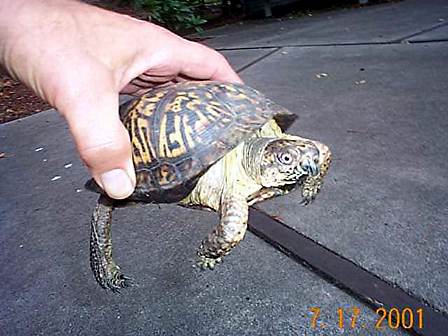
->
[235,47,282,73]
[394,21,448,43]
[216,42,391,51]
[407,39,448,44]
[216,38,447,52]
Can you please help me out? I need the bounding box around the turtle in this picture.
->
[85,81,332,291]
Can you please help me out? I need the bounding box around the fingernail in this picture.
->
[100,169,134,199]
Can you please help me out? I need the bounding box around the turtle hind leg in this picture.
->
[197,195,248,269]
[90,195,133,291]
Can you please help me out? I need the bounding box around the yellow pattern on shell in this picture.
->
[168,114,187,157]
[140,103,156,117]
[205,102,222,119]
[182,113,196,150]
[158,107,169,157]
[193,109,211,135]
[168,95,190,113]
[132,117,153,165]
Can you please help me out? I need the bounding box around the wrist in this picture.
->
[0,0,26,66]
[0,0,26,20]
[0,0,81,69]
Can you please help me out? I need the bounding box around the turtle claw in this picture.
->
[95,264,134,292]
[301,196,315,206]
[197,255,222,270]
[105,275,134,292]
[109,274,134,292]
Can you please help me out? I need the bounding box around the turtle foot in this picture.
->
[300,195,315,206]
[93,263,134,292]
[105,272,134,292]
[197,255,222,270]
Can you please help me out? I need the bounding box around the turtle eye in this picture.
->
[278,152,294,165]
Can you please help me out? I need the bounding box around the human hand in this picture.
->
[0,0,241,199]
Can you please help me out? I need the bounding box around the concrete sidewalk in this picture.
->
[1,0,447,335]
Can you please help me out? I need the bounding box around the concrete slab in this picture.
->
[241,42,448,314]
[408,23,448,42]
[197,0,448,49]
[0,112,406,335]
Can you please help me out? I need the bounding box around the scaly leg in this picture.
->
[198,195,248,269]
[90,195,132,291]
[248,187,290,206]
[301,142,332,204]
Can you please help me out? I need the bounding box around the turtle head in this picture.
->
[257,139,321,188]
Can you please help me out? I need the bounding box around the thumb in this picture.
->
[59,89,136,199]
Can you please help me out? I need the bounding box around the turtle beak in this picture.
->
[300,156,320,176]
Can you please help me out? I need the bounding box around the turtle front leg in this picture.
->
[302,143,332,204]
[90,195,132,291]
[198,195,248,269]
[248,187,289,206]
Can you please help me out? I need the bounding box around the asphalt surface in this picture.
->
[1,0,447,335]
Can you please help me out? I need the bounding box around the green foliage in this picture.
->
[133,0,207,32]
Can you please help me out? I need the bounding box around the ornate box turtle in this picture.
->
[85,81,332,291]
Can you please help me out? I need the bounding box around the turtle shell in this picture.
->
[85,81,297,203]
